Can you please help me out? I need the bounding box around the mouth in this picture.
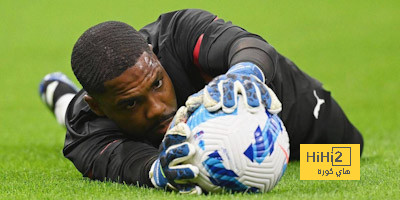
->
[149,113,175,136]
[158,116,173,135]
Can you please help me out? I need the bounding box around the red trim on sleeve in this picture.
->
[99,140,120,155]
[193,16,219,67]
[192,33,213,83]
[193,34,204,67]
[191,16,220,83]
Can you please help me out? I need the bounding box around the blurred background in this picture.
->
[0,0,399,199]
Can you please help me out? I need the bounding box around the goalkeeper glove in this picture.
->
[186,62,281,114]
[149,107,202,194]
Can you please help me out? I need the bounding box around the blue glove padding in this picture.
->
[202,62,281,113]
[149,107,202,194]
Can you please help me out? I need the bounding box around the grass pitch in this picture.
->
[0,0,399,199]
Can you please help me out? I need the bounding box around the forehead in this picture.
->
[102,52,160,97]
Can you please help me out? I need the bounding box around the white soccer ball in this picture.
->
[185,95,290,193]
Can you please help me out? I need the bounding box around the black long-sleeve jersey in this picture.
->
[63,9,363,187]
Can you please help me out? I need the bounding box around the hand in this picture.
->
[149,107,202,195]
[186,62,281,114]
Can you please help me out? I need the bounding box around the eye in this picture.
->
[153,78,163,89]
[126,99,137,110]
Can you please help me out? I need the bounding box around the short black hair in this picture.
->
[71,21,151,94]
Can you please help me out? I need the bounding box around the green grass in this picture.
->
[1,0,399,199]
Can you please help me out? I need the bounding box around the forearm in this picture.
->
[196,20,278,83]
[228,37,278,84]
[112,141,159,186]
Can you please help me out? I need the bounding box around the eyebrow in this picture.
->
[116,68,163,107]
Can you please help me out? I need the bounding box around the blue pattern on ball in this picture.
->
[243,113,283,164]
[202,150,255,192]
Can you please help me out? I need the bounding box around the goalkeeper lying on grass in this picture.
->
[39,9,363,194]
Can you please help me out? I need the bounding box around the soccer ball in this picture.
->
[185,95,290,193]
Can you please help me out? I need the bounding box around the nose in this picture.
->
[146,94,167,119]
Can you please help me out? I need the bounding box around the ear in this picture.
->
[148,44,153,51]
[84,95,105,116]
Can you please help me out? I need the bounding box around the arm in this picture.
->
[167,9,281,113]
[140,9,279,83]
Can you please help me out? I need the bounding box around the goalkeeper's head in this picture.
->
[71,21,177,145]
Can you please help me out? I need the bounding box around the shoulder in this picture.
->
[139,9,216,33]
[157,9,215,20]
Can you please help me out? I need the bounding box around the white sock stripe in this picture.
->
[45,81,59,107]
[54,93,75,126]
